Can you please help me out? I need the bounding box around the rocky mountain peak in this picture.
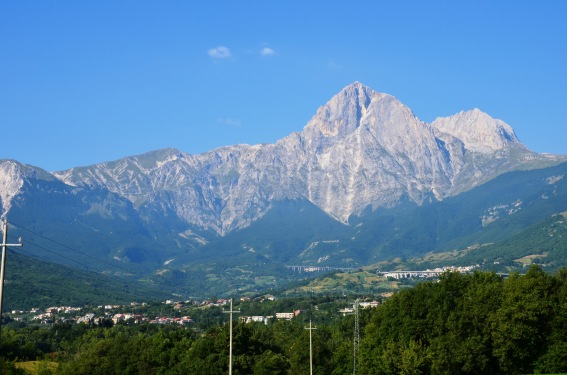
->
[431,108,522,154]
[10,82,560,236]
[302,82,388,139]
[0,160,55,217]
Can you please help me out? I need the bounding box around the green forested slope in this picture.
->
[2,267,567,374]
[3,250,167,310]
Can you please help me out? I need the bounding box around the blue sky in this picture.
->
[1,1,566,172]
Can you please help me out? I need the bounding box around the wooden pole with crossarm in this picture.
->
[223,298,240,375]
[0,218,23,344]
[305,320,317,375]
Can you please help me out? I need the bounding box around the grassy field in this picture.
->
[15,360,58,374]
[288,270,399,296]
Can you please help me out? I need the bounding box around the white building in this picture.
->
[275,312,295,320]
[240,316,271,324]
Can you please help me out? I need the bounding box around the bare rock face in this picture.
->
[432,108,521,154]
[0,160,57,216]
[37,82,562,234]
[295,82,454,220]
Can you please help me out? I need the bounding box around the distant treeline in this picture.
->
[2,266,567,374]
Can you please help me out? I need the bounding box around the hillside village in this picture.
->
[7,266,479,327]
[7,294,382,329]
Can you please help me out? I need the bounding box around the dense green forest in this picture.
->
[2,266,567,374]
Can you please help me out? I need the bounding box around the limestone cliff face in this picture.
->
[432,108,521,154]
[295,82,454,220]
[43,82,561,234]
[0,160,57,217]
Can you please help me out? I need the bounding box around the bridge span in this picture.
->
[378,269,508,279]
[286,265,355,273]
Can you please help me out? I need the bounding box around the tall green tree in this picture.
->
[492,266,554,375]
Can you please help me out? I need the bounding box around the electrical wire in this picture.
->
[9,222,136,275]
[17,236,98,272]
[5,221,169,302]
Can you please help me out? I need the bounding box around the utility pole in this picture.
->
[0,219,23,343]
[305,320,317,375]
[353,299,360,375]
[223,299,240,375]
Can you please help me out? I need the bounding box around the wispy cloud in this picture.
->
[327,60,342,70]
[217,117,242,127]
[260,47,277,56]
[208,46,231,59]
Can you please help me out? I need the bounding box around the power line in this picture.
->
[16,241,166,303]
[16,246,74,267]
[6,222,168,303]
[20,238,95,271]
[10,221,135,275]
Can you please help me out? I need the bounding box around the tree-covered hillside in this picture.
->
[3,250,168,310]
[2,267,567,374]
[389,212,567,275]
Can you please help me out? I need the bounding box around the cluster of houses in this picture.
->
[9,306,83,324]
[379,265,478,280]
[107,313,194,326]
[72,311,193,326]
[8,298,249,326]
[10,302,171,325]
[9,294,381,327]
[338,300,380,315]
[169,298,232,308]
[240,309,306,325]
[9,298,248,326]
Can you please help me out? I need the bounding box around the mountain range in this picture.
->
[1,82,566,299]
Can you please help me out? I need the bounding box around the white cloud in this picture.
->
[208,46,231,59]
[327,60,342,70]
[218,117,242,127]
[260,47,277,56]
